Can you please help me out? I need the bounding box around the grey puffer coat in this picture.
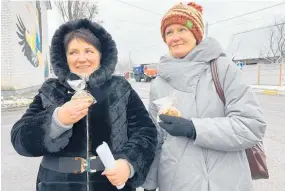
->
[143,37,266,191]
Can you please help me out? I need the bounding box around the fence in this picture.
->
[242,63,284,86]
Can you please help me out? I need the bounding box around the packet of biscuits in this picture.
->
[153,96,181,122]
[67,74,96,104]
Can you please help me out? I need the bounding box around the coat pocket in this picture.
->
[38,182,86,191]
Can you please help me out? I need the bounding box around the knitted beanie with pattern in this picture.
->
[161,2,204,44]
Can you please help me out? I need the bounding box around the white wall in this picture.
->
[1,1,50,90]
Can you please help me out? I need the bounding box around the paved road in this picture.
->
[2,81,285,191]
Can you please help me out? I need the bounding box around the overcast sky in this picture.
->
[48,0,285,64]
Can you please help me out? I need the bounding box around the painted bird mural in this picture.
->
[16,1,43,68]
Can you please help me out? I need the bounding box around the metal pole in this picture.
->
[280,63,283,87]
[129,51,132,71]
[258,64,261,85]
[84,74,90,191]
[205,21,209,38]
[86,112,90,191]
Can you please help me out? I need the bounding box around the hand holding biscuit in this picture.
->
[58,98,93,126]
[159,105,182,117]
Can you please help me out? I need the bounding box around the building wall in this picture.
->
[1,0,13,90]
[1,1,50,90]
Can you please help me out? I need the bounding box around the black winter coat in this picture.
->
[11,19,157,191]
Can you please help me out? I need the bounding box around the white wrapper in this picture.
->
[96,142,125,189]
[67,74,96,104]
[153,96,181,122]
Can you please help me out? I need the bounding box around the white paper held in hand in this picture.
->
[96,142,125,189]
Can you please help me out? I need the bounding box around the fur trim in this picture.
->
[50,19,118,87]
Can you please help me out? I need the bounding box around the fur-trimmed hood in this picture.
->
[50,19,118,87]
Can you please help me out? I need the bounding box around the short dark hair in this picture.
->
[63,28,102,53]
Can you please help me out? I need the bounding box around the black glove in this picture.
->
[158,114,196,139]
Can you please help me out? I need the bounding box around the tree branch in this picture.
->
[88,3,99,20]
[54,1,67,22]
[67,1,73,20]
[73,1,80,19]
[55,0,100,21]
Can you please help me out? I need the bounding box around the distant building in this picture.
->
[1,0,52,90]
[227,26,284,65]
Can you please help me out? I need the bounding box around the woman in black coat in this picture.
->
[11,18,157,191]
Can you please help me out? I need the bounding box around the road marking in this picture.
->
[262,90,279,95]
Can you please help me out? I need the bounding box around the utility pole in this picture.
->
[205,21,209,38]
[128,51,132,71]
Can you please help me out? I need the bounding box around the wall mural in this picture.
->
[16,1,49,77]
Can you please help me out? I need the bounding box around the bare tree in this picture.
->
[54,0,102,23]
[260,17,285,63]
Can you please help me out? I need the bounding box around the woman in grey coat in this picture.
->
[143,2,266,191]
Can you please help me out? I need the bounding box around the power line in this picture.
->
[226,18,264,27]
[109,18,157,27]
[113,0,163,16]
[233,22,285,35]
[209,18,264,36]
[130,44,162,52]
[209,2,285,25]
[211,17,264,28]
